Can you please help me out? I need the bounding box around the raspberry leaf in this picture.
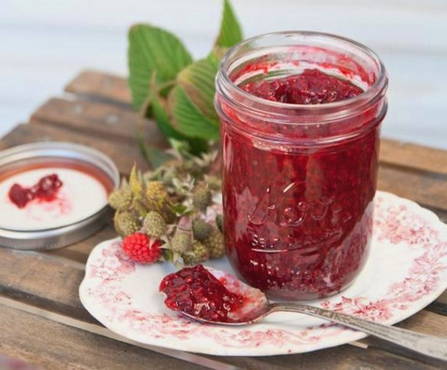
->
[128,24,193,110]
[149,79,209,154]
[215,0,243,48]
[150,82,189,140]
[167,85,220,140]
[177,56,220,121]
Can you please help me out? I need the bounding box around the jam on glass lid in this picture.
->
[215,31,388,300]
[0,142,119,250]
[9,173,63,209]
[0,159,113,231]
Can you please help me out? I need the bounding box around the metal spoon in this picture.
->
[182,299,447,361]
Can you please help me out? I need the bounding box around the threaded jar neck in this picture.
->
[215,31,388,145]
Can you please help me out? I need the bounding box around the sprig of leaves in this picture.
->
[128,0,243,156]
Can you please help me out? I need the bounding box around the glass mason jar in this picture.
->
[215,31,388,300]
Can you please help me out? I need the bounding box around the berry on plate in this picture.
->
[121,232,163,264]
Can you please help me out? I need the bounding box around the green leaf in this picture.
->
[168,85,220,140]
[128,24,193,110]
[150,85,209,154]
[177,57,219,121]
[151,90,186,140]
[215,0,243,48]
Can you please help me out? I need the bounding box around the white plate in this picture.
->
[79,191,447,356]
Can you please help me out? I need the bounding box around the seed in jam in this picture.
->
[159,265,245,322]
[8,174,63,209]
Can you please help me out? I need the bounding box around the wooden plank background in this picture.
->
[0,69,446,369]
[1,0,447,149]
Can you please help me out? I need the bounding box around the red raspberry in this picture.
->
[121,232,162,264]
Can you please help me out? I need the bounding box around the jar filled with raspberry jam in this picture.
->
[215,31,388,300]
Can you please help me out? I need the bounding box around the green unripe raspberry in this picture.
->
[114,210,140,237]
[145,181,168,208]
[142,211,167,238]
[215,214,223,232]
[192,218,212,241]
[183,241,210,265]
[108,187,133,210]
[144,181,176,223]
[170,228,192,254]
[192,184,212,212]
[204,229,225,259]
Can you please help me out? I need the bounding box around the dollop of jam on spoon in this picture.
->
[159,264,267,323]
[160,266,447,361]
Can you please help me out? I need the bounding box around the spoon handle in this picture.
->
[270,303,447,361]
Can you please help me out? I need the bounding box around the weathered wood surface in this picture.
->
[0,70,446,370]
[0,123,148,176]
[30,97,166,145]
[0,301,210,370]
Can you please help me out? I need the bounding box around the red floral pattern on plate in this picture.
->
[79,191,447,356]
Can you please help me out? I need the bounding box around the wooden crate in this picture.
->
[0,69,446,369]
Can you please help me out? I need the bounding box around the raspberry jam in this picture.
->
[8,174,62,208]
[159,265,245,322]
[241,69,363,104]
[0,158,113,231]
[215,32,388,300]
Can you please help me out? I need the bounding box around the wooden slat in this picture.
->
[378,165,447,212]
[0,248,89,322]
[3,297,431,370]
[0,247,445,369]
[398,309,447,337]
[44,223,117,264]
[65,69,131,105]
[0,296,237,370]
[30,97,167,147]
[434,290,447,306]
[0,303,208,370]
[380,139,447,176]
[217,341,435,370]
[0,123,147,175]
[427,290,447,316]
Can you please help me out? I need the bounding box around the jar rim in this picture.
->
[217,30,388,116]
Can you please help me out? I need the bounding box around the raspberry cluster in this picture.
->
[109,155,225,266]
